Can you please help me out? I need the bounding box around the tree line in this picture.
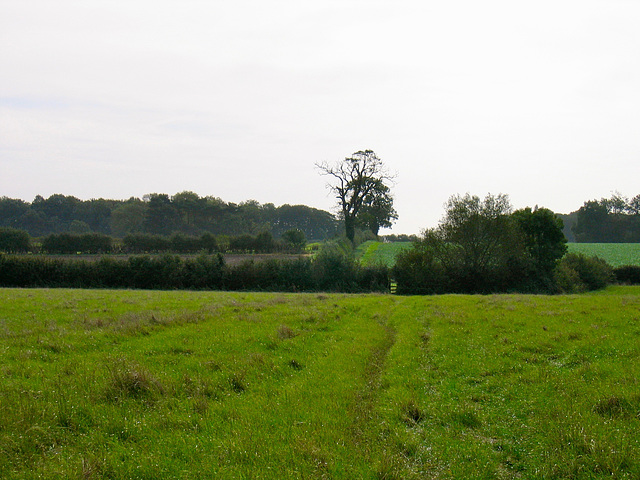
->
[392,193,622,294]
[569,192,640,242]
[0,229,309,255]
[0,192,339,240]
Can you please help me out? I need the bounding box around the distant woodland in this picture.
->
[559,193,640,243]
[1,191,639,244]
[0,192,339,240]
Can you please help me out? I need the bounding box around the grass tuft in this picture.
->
[105,359,164,401]
[228,372,246,393]
[277,324,296,340]
[400,400,425,425]
[593,396,637,418]
[451,410,482,429]
[288,359,304,370]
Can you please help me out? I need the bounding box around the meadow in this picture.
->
[355,241,411,267]
[1,287,639,479]
[567,243,640,267]
[357,241,640,268]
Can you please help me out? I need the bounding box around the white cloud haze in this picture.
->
[2,0,640,233]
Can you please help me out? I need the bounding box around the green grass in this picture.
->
[356,241,412,267]
[358,241,640,268]
[568,243,640,267]
[1,287,640,479]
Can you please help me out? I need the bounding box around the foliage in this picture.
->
[512,206,568,284]
[317,150,396,243]
[1,288,640,479]
[0,227,30,253]
[394,194,569,294]
[554,253,614,293]
[41,232,112,254]
[573,193,640,242]
[392,233,451,294]
[0,251,389,293]
[613,265,640,285]
[0,193,339,241]
[123,233,171,253]
[355,181,398,236]
[281,228,306,252]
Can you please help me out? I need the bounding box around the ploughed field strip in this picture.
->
[1,287,639,479]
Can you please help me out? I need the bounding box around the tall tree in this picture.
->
[142,193,182,235]
[316,150,395,243]
[356,180,398,236]
[512,206,567,282]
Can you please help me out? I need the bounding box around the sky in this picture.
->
[2,0,640,234]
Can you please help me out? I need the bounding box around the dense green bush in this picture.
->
[393,195,569,294]
[613,265,640,285]
[41,233,113,254]
[123,233,171,253]
[0,227,30,253]
[0,253,388,293]
[554,253,614,293]
[392,237,450,294]
[281,229,306,252]
[311,242,357,291]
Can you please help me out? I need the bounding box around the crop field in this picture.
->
[567,243,640,267]
[357,241,640,268]
[1,287,639,479]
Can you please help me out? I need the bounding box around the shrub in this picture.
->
[614,265,640,285]
[311,242,357,291]
[199,233,218,253]
[170,233,202,253]
[229,234,256,253]
[554,253,614,293]
[41,233,112,254]
[281,229,306,252]
[0,227,30,253]
[181,253,225,289]
[392,240,450,295]
[123,233,171,253]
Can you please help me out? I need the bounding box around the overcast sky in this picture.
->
[2,0,639,233]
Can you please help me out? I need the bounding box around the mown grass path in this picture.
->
[1,287,639,479]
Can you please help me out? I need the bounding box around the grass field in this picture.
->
[355,241,411,267]
[357,241,640,268]
[567,243,640,267]
[1,287,639,479]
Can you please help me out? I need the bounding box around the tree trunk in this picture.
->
[345,216,356,244]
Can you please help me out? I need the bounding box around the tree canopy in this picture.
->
[316,150,396,243]
[393,194,568,294]
[0,193,339,241]
[572,193,640,242]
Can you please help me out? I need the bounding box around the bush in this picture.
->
[311,242,357,291]
[0,249,389,293]
[392,242,449,295]
[614,265,640,285]
[0,227,30,253]
[42,233,112,254]
[170,233,202,254]
[554,253,614,293]
[281,229,306,252]
[123,234,171,253]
